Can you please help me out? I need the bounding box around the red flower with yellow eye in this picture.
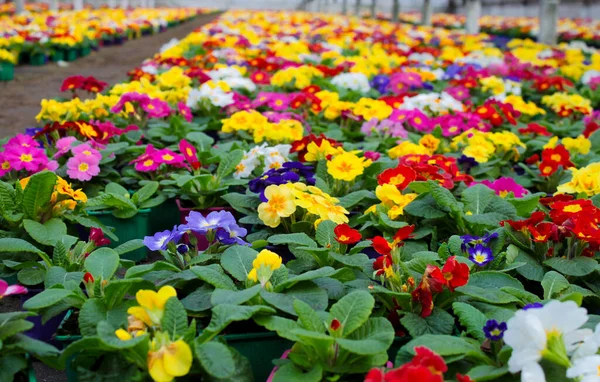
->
[411,265,446,317]
[539,160,559,176]
[371,236,392,255]
[441,256,469,292]
[334,224,362,244]
[528,222,559,243]
[377,165,416,190]
[541,144,573,168]
[501,211,547,232]
[393,225,415,244]
[549,200,596,225]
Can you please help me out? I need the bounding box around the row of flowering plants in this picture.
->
[2,8,600,382]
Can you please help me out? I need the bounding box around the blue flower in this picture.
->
[249,162,315,201]
[370,74,390,93]
[217,223,250,246]
[467,244,494,266]
[460,232,498,251]
[183,210,236,234]
[143,226,184,251]
[483,319,507,341]
[523,302,544,310]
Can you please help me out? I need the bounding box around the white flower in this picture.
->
[223,77,256,92]
[574,323,600,359]
[408,52,434,64]
[567,355,600,382]
[263,154,286,172]
[159,38,179,53]
[208,67,243,81]
[141,65,158,75]
[504,301,590,382]
[582,70,600,85]
[233,157,258,179]
[331,73,371,93]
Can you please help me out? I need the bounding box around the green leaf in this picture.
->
[507,193,543,217]
[0,319,33,340]
[400,308,454,337]
[261,282,329,315]
[468,271,523,290]
[23,218,67,246]
[461,184,495,215]
[0,355,27,382]
[17,266,45,286]
[452,302,487,342]
[216,149,244,179]
[103,278,151,310]
[500,287,541,305]
[544,257,599,277]
[514,250,545,281]
[338,190,376,209]
[96,321,148,349]
[201,304,275,339]
[315,220,340,251]
[134,181,159,204]
[253,315,302,342]
[161,297,189,340]
[404,194,446,219]
[274,267,338,292]
[105,182,129,197]
[542,271,570,299]
[336,317,394,355]
[429,180,462,214]
[467,365,509,381]
[293,299,325,333]
[396,335,484,365]
[181,284,213,313]
[44,266,83,288]
[210,285,261,306]
[84,247,120,280]
[328,252,371,270]
[456,285,521,304]
[273,363,322,382]
[191,265,237,290]
[113,239,145,256]
[330,290,374,337]
[195,341,236,379]
[78,298,128,336]
[0,238,46,257]
[23,289,79,310]
[220,246,257,281]
[268,233,317,248]
[22,171,57,220]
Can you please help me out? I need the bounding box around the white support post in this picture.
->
[370,0,376,18]
[465,0,481,34]
[50,0,59,11]
[539,0,559,45]
[120,0,128,9]
[316,0,322,12]
[73,0,83,10]
[108,0,116,8]
[15,0,25,14]
[392,0,400,22]
[148,0,155,8]
[421,0,432,26]
[354,0,361,16]
[342,0,348,15]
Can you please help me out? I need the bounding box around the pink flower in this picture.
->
[153,149,185,166]
[6,134,39,149]
[66,155,100,181]
[267,94,290,111]
[141,98,171,119]
[54,137,77,158]
[71,144,102,162]
[4,146,45,172]
[177,102,193,122]
[111,92,151,113]
[45,160,59,172]
[445,86,470,101]
[364,151,381,161]
[0,153,12,177]
[0,279,28,298]
[135,157,160,172]
[179,139,201,170]
[389,72,423,93]
[475,177,528,198]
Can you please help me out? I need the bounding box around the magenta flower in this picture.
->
[0,153,12,177]
[177,102,193,122]
[135,157,160,172]
[66,155,100,181]
[111,92,151,113]
[475,177,528,198]
[142,98,172,119]
[0,279,28,298]
[364,151,381,161]
[267,94,290,111]
[5,145,45,172]
[54,137,77,158]
[71,144,102,162]
[389,109,411,123]
[407,111,431,132]
[389,72,423,94]
[153,148,185,166]
[445,86,470,101]
[6,134,39,149]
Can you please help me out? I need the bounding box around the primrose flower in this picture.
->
[5,145,45,172]
[54,137,77,158]
[0,279,27,298]
[483,319,507,341]
[143,227,184,251]
[467,244,494,266]
[327,151,371,182]
[66,155,100,182]
[248,249,283,286]
[257,184,297,228]
[147,332,192,382]
[127,286,177,328]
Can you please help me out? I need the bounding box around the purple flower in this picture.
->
[460,232,498,251]
[216,223,249,246]
[370,74,390,93]
[183,210,237,234]
[249,162,315,201]
[143,226,184,251]
[467,244,494,266]
[523,302,544,310]
[483,319,507,341]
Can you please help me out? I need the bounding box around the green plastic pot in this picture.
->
[88,209,151,262]
[226,332,292,381]
[51,50,65,62]
[79,46,91,57]
[0,62,14,81]
[65,49,78,62]
[29,53,46,66]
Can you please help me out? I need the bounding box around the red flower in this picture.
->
[538,160,559,177]
[539,193,574,207]
[179,139,201,170]
[525,154,540,165]
[393,225,415,243]
[373,254,393,276]
[518,123,552,137]
[541,145,573,168]
[302,85,321,94]
[378,165,417,190]
[89,227,110,247]
[371,236,392,255]
[412,265,446,317]
[82,76,108,93]
[501,211,547,232]
[250,71,270,85]
[549,199,595,224]
[83,272,94,283]
[456,373,474,382]
[528,222,559,243]
[334,224,362,244]
[60,75,85,92]
[330,319,341,331]
[441,256,469,292]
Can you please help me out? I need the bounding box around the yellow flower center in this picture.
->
[338,234,349,242]
[564,204,582,213]
[78,163,89,172]
[390,174,406,185]
[1,161,10,169]
[83,150,91,156]
[163,154,174,161]
[499,190,509,198]
[551,154,562,162]
[186,148,193,156]
[143,159,154,167]
[336,161,353,173]
[20,154,33,162]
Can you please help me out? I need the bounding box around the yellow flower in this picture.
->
[304,140,340,162]
[562,135,591,155]
[327,151,370,182]
[115,329,133,341]
[148,334,192,382]
[127,286,177,328]
[257,185,297,228]
[557,163,600,196]
[544,136,559,149]
[419,134,440,154]
[463,145,493,163]
[248,249,283,285]
[374,184,417,219]
[388,141,429,159]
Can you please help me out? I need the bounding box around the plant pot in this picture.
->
[226,332,292,382]
[79,46,91,57]
[29,53,46,66]
[148,198,180,235]
[51,50,65,62]
[266,349,290,382]
[88,209,151,262]
[20,289,68,342]
[175,199,234,251]
[65,49,78,62]
[0,62,14,81]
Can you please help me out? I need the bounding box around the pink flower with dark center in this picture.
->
[475,177,528,198]
[66,155,100,181]
[0,279,27,298]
